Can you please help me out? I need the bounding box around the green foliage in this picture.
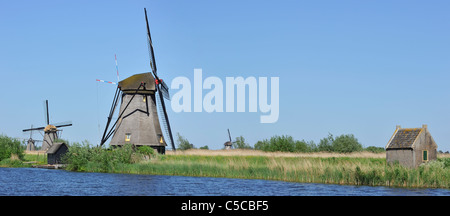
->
[63,141,146,172]
[254,135,316,153]
[331,134,363,153]
[0,135,25,161]
[137,146,155,156]
[365,146,385,153]
[0,158,25,167]
[176,133,195,150]
[233,136,252,149]
[199,145,209,150]
[255,133,366,153]
[318,133,334,152]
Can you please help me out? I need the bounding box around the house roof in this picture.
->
[46,142,68,154]
[386,128,422,149]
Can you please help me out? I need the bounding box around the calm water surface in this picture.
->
[1,167,449,196]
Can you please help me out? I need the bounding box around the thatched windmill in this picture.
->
[22,100,72,151]
[99,8,175,154]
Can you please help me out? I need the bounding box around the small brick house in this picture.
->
[385,124,437,168]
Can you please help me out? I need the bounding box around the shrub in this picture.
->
[332,134,363,153]
[234,136,252,149]
[318,133,334,152]
[137,145,155,156]
[63,141,146,172]
[365,146,385,153]
[177,133,195,150]
[0,135,24,161]
[254,135,295,152]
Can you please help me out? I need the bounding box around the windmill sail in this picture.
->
[144,8,176,151]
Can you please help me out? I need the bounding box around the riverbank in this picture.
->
[88,149,450,189]
[9,149,450,189]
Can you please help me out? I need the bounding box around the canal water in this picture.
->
[1,167,449,196]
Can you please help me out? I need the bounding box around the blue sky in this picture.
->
[1,0,449,151]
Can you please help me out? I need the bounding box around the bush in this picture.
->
[199,145,209,150]
[254,135,295,152]
[234,136,252,149]
[255,133,363,153]
[365,146,385,153]
[318,133,334,152]
[137,146,155,156]
[63,141,147,172]
[0,135,24,161]
[332,134,363,153]
[177,133,195,150]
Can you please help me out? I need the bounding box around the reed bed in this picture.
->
[166,149,386,158]
[57,145,450,189]
[111,151,450,188]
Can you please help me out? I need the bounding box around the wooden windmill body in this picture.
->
[100,8,176,153]
[108,73,167,152]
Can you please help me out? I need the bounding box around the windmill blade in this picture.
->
[156,83,176,151]
[115,54,120,82]
[29,124,34,138]
[158,79,170,100]
[54,121,73,128]
[43,100,49,125]
[144,8,158,76]
[144,7,175,151]
[23,126,45,132]
[96,79,117,85]
[227,129,232,142]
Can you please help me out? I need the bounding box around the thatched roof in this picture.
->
[119,72,156,94]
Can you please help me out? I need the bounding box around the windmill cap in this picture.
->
[119,72,156,94]
[44,125,57,132]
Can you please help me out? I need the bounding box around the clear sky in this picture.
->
[1,0,449,151]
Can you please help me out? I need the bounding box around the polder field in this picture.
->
[60,146,450,189]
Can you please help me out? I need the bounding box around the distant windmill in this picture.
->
[99,8,175,154]
[224,129,234,150]
[23,124,42,151]
[22,100,72,151]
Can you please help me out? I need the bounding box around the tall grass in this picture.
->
[59,144,450,188]
[135,155,450,188]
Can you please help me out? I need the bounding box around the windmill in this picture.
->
[99,8,175,154]
[22,100,73,151]
[224,129,233,150]
[23,125,42,151]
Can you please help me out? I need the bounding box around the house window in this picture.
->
[143,96,146,102]
[423,150,428,161]
[125,133,131,142]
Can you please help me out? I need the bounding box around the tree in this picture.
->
[233,136,252,149]
[0,135,24,161]
[318,133,334,152]
[332,134,363,153]
[176,133,195,150]
[199,145,209,150]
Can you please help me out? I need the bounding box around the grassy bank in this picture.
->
[63,148,450,189]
